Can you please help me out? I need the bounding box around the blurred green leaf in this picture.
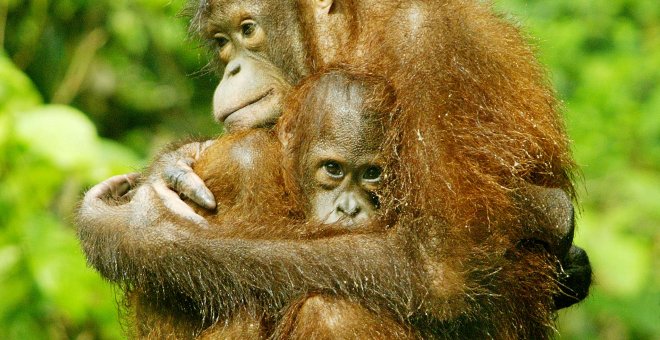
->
[0,52,42,113]
[15,105,98,169]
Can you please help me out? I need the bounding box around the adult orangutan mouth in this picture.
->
[218,89,274,123]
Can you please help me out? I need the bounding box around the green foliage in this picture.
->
[0,53,140,339]
[4,0,219,155]
[496,0,660,338]
[1,0,658,338]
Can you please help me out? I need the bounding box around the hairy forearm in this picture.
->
[77,188,423,319]
[190,234,419,313]
[87,223,420,318]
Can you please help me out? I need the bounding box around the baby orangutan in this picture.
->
[176,68,411,338]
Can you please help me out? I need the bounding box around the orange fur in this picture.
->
[77,1,580,338]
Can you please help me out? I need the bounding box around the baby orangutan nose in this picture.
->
[328,191,370,227]
[338,192,360,217]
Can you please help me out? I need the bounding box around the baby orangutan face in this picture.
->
[300,74,386,228]
[306,126,383,227]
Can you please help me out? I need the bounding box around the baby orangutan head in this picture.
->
[281,68,397,228]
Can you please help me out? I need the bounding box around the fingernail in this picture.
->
[198,219,210,229]
[201,191,216,209]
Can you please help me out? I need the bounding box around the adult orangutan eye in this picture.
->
[241,21,256,37]
[362,166,382,182]
[323,161,343,178]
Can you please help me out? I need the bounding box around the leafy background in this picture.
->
[0,0,658,338]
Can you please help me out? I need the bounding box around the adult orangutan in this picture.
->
[77,0,592,338]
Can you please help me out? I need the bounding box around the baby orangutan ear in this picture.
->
[278,129,293,150]
[277,114,295,149]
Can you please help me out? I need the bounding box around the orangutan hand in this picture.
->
[79,141,216,229]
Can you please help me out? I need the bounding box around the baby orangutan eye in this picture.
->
[214,35,229,49]
[241,21,256,37]
[323,161,343,178]
[362,166,382,182]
